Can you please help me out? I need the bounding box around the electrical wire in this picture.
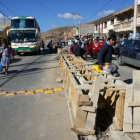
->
[0,1,17,16]
[34,0,57,16]
[33,0,76,29]
[83,0,113,23]
[0,9,11,20]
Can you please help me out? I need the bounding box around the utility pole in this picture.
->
[3,15,5,26]
[133,0,138,39]
[72,13,81,38]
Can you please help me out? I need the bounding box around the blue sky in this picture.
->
[0,0,134,32]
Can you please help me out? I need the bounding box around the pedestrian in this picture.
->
[72,40,81,57]
[70,41,75,53]
[48,40,53,54]
[0,41,14,75]
[97,35,119,70]
[121,35,128,45]
[40,40,45,56]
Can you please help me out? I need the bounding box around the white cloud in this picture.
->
[58,13,82,20]
[98,10,115,17]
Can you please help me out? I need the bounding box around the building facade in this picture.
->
[90,3,140,40]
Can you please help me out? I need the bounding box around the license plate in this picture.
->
[18,50,31,52]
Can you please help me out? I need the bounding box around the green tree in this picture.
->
[108,29,116,36]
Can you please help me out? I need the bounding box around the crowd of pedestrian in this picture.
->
[70,34,120,77]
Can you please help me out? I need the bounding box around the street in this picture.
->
[0,51,77,140]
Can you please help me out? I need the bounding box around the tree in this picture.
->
[108,29,116,36]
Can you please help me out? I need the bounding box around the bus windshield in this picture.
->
[11,30,36,43]
[11,19,35,28]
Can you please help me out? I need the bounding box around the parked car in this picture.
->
[118,39,140,68]
[87,38,106,58]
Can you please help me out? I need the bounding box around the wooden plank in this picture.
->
[106,88,126,92]
[74,105,87,128]
[133,70,140,130]
[101,84,126,88]
[85,113,96,130]
[113,92,125,130]
[91,77,101,107]
[75,85,93,90]
[128,101,140,107]
[124,129,140,133]
[71,128,95,135]
[84,77,101,131]
[123,85,133,132]
[78,101,93,106]
[81,106,96,113]
[78,94,92,106]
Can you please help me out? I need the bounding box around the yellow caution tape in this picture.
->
[54,88,63,92]
[6,92,16,96]
[26,91,35,95]
[17,90,27,94]
[44,90,54,94]
[0,91,8,95]
[36,89,45,93]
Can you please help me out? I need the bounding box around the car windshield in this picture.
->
[133,40,140,49]
[11,30,36,43]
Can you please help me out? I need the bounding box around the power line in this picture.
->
[34,0,57,16]
[0,1,17,16]
[83,0,113,23]
[33,0,76,29]
[0,9,11,20]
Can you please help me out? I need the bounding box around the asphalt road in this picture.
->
[0,49,77,140]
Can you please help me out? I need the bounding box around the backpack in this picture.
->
[47,44,50,48]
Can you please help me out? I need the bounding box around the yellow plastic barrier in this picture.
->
[44,90,54,94]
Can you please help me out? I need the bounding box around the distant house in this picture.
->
[91,14,116,40]
[89,3,140,40]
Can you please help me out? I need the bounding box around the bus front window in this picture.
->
[11,30,36,43]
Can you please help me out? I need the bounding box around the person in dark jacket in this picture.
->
[97,35,119,70]
[72,40,81,57]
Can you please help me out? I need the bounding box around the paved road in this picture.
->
[0,50,77,140]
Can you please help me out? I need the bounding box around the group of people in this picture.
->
[70,37,87,58]
[0,41,14,75]
[40,40,55,56]
[71,35,120,76]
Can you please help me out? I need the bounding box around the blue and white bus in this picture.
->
[8,16,42,54]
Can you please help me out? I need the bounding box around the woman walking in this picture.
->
[0,42,14,75]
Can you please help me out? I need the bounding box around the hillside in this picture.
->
[41,26,75,40]
[0,22,11,27]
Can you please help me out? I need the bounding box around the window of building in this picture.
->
[120,17,124,23]
[104,22,107,29]
[128,15,131,21]
[96,25,97,31]
[111,19,114,25]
